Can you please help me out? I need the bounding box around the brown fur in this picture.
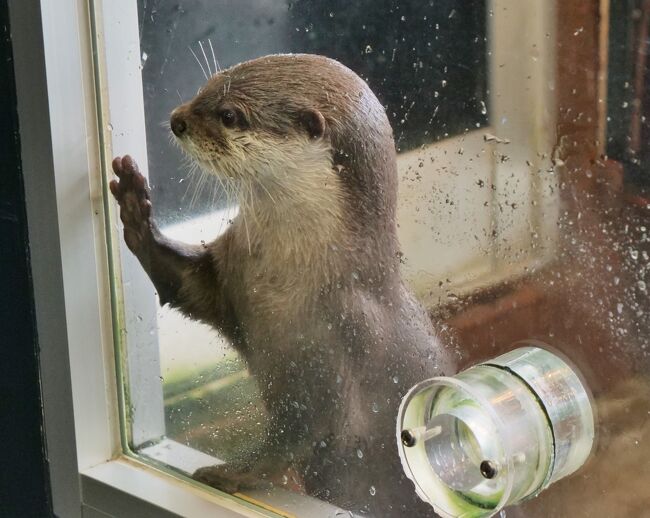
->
[110,54,455,517]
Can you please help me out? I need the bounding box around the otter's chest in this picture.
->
[227,238,332,314]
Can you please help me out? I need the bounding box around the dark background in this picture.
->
[607,0,650,190]
[0,2,52,517]
[137,0,488,223]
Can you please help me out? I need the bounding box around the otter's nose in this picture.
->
[170,113,187,137]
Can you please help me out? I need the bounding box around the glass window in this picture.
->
[105,1,650,516]
[138,0,488,223]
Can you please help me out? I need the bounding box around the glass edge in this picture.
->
[87,0,134,457]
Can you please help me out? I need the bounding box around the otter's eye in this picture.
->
[219,109,237,128]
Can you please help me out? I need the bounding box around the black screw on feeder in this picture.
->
[401,429,417,447]
[480,460,498,479]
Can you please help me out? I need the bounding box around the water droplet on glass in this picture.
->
[369,485,376,496]
[357,448,364,459]
[365,45,373,54]
[107,123,114,132]
[392,376,399,384]
[329,12,334,17]
[638,280,647,292]
[371,402,379,413]
[480,101,487,115]
[281,474,288,485]
[630,249,639,261]
[617,303,623,314]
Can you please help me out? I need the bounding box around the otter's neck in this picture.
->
[234,165,347,265]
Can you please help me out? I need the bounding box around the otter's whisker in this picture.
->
[231,173,256,250]
[193,168,211,209]
[198,40,212,77]
[208,38,220,73]
[183,160,206,209]
[241,195,252,255]
[255,179,277,205]
[209,158,242,235]
[245,176,261,229]
[188,45,209,80]
[209,171,219,208]
[221,170,235,207]
[206,159,231,235]
[179,162,196,203]
[209,174,225,235]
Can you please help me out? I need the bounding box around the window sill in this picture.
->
[81,457,277,518]
[82,453,358,518]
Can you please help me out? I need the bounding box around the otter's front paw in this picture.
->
[193,464,273,494]
[109,155,155,254]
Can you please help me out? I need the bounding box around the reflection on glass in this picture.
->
[110,1,650,516]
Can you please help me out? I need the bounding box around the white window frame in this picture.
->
[11,0,277,515]
[10,0,557,516]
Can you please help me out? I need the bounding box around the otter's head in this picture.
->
[171,54,398,244]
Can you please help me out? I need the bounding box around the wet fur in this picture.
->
[111,54,455,516]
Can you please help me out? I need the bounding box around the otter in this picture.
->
[110,54,455,517]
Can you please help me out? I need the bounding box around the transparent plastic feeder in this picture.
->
[396,345,595,518]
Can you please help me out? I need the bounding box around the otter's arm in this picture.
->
[109,156,227,324]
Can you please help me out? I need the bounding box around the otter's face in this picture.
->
[169,69,329,187]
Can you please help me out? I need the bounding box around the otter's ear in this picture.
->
[299,109,326,140]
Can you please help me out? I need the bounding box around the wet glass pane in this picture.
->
[110,1,650,516]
